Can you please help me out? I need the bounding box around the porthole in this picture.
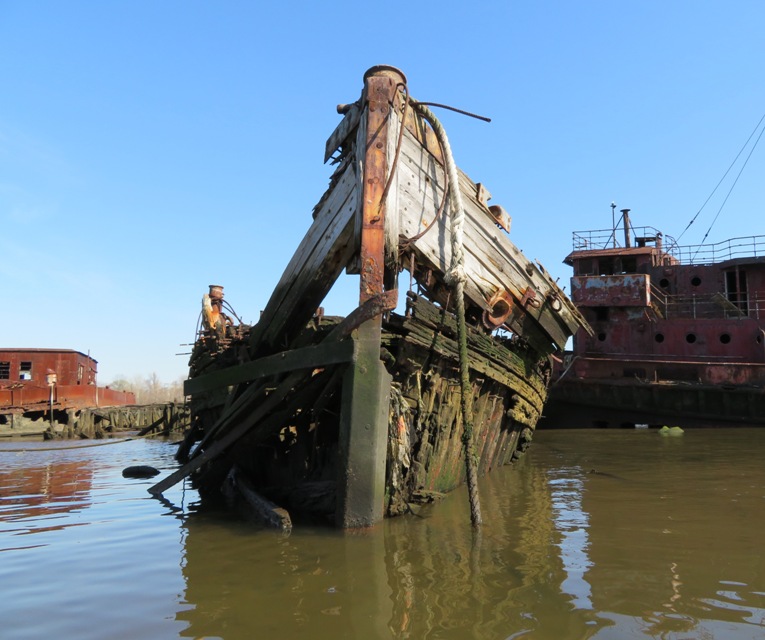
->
[720,333,731,344]
[598,332,607,342]
[686,333,697,344]
[691,276,701,287]
[655,333,665,343]
[659,278,670,289]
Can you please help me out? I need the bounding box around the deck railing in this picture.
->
[572,227,765,266]
[658,292,765,320]
[572,226,669,251]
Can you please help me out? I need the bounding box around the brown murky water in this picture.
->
[1,428,764,639]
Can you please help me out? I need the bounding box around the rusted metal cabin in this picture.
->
[0,348,135,413]
[543,209,765,428]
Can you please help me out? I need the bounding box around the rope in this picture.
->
[0,431,170,453]
[692,119,765,258]
[410,99,482,527]
[677,110,765,243]
[410,101,467,286]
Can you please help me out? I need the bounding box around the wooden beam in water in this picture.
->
[224,466,292,532]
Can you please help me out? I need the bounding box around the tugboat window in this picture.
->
[720,333,731,344]
[659,278,670,289]
[19,361,32,380]
[725,270,748,315]
[655,333,665,343]
[0,361,9,379]
[622,257,637,273]
[597,332,607,342]
[691,276,701,286]
[598,258,615,275]
[686,333,697,344]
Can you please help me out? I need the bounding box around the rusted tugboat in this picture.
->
[543,208,765,428]
[150,66,589,528]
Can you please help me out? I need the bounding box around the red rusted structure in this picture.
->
[543,210,765,427]
[0,348,135,414]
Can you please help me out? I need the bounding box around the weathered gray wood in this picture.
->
[324,103,361,163]
[137,414,166,436]
[249,161,359,355]
[393,128,581,350]
[149,369,312,497]
[149,291,397,497]
[384,102,401,267]
[194,289,396,454]
[183,339,356,396]
[384,294,547,412]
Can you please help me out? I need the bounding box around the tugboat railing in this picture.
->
[660,292,765,320]
[671,235,765,265]
[573,227,765,266]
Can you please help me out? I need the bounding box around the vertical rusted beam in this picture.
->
[336,66,404,528]
[359,65,404,303]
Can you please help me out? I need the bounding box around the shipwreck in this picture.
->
[149,65,589,529]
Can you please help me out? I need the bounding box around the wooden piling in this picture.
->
[333,66,403,528]
[336,325,392,528]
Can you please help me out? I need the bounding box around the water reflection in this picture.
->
[177,457,604,639]
[548,468,593,610]
[1,430,764,639]
[0,454,93,540]
[541,428,765,638]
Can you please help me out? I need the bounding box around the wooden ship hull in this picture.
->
[543,210,765,428]
[150,66,588,528]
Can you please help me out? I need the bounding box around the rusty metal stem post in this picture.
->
[336,67,403,528]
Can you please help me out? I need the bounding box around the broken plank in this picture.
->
[324,103,361,163]
[184,339,356,396]
[224,466,292,532]
[250,162,359,355]
[149,291,398,497]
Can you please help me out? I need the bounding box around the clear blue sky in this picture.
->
[2,1,763,384]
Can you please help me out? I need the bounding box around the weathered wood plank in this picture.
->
[391,294,549,395]
[183,339,356,396]
[224,466,292,532]
[249,162,359,355]
[194,291,394,453]
[149,291,397,497]
[324,103,361,163]
[394,129,577,349]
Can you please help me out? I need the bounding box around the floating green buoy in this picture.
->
[659,425,684,436]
